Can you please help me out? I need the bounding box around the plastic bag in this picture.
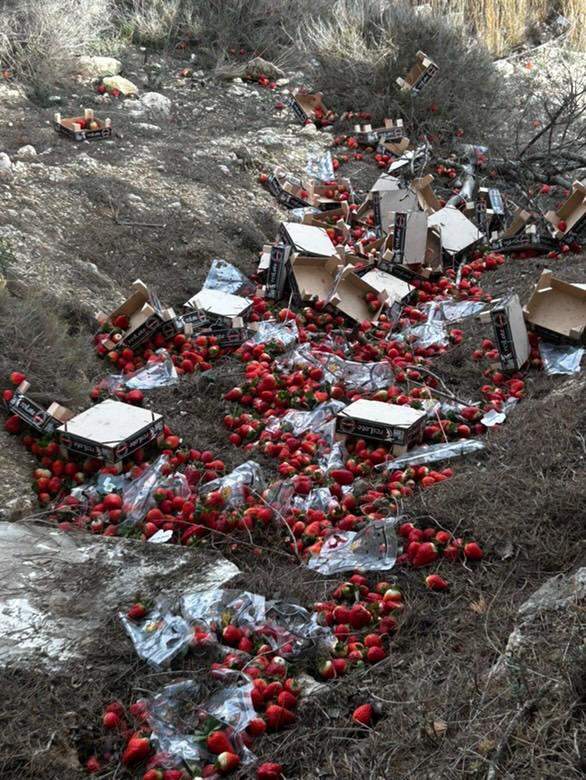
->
[248,320,299,348]
[306,151,334,182]
[342,360,393,392]
[307,517,398,575]
[289,206,321,223]
[120,455,170,527]
[120,607,192,670]
[436,299,487,322]
[265,400,346,437]
[539,341,584,376]
[481,397,517,427]
[198,461,264,508]
[292,487,338,513]
[181,589,266,630]
[262,600,334,657]
[386,439,485,468]
[124,350,178,390]
[319,441,347,473]
[203,259,256,297]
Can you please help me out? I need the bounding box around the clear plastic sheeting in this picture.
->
[107,349,179,392]
[386,439,485,469]
[121,455,171,527]
[435,299,488,322]
[263,600,334,657]
[248,320,299,348]
[120,607,192,670]
[181,589,266,629]
[265,400,346,437]
[319,441,346,474]
[306,151,335,182]
[292,486,338,513]
[407,319,448,348]
[341,359,393,392]
[288,206,321,223]
[307,517,398,575]
[540,341,584,376]
[198,461,265,508]
[203,258,255,297]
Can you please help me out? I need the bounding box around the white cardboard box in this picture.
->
[185,289,252,324]
[279,223,337,257]
[336,399,427,453]
[428,206,483,257]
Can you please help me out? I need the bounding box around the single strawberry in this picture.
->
[4,415,21,434]
[349,603,372,629]
[9,370,26,386]
[264,704,296,731]
[257,762,284,780]
[412,541,438,567]
[246,717,267,737]
[222,624,242,646]
[122,734,151,765]
[86,756,101,773]
[464,542,483,560]
[425,574,449,591]
[143,770,164,780]
[127,602,147,621]
[215,751,240,774]
[207,729,233,755]
[352,703,373,726]
[366,645,386,664]
[102,711,120,729]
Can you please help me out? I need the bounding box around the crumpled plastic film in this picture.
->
[198,461,265,508]
[289,206,321,222]
[181,589,266,630]
[266,400,346,437]
[120,455,170,527]
[120,607,192,670]
[203,258,256,297]
[306,151,335,182]
[387,439,485,469]
[342,359,393,392]
[125,350,178,390]
[307,517,398,575]
[248,320,299,348]
[539,341,584,376]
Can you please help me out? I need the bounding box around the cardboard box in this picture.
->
[4,380,73,434]
[490,226,557,255]
[57,400,163,462]
[279,222,337,257]
[265,243,292,300]
[428,206,483,259]
[185,288,252,327]
[54,109,112,141]
[523,270,586,344]
[484,294,530,371]
[258,244,273,273]
[396,51,439,95]
[329,265,387,324]
[287,90,335,126]
[96,280,178,351]
[374,188,418,232]
[502,207,531,238]
[412,175,441,214]
[353,118,406,147]
[287,255,339,303]
[336,399,427,453]
[360,268,414,320]
[266,168,310,209]
[378,212,442,279]
[544,179,586,239]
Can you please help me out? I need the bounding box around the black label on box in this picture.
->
[490,234,557,254]
[8,393,57,433]
[206,326,249,347]
[475,200,488,235]
[378,126,404,142]
[412,63,439,95]
[336,415,406,443]
[54,121,112,142]
[490,308,519,370]
[266,244,291,300]
[120,313,165,350]
[568,211,586,238]
[287,266,301,302]
[267,174,309,209]
[114,418,164,460]
[393,212,407,263]
[181,310,211,329]
[373,192,382,231]
[287,96,309,125]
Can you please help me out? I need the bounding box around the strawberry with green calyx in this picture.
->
[215,751,240,774]
[426,574,449,591]
[122,733,151,765]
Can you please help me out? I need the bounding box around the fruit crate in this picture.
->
[396,51,439,95]
[53,108,112,141]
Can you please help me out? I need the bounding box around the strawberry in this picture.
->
[352,703,373,726]
[366,645,385,664]
[257,763,284,779]
[207,730,233,755]
[412,542,438,567]
[222,624,242,646]
[102,711,120,728]
[464,542,483,560]
[264,704,296,731]
[215,751,240,774]
[4,415,21,434]
[9,371,26,386]
[122,734,151,765]
[349,603,372,629]
[163,771,187,780]
[127,602,148,621]
[425,574,449,591]
[246,717,267,737]
[317,659,336,679]
[330,468,354,485]
[86,756,100,773]
[143,770,164,780]
[2,388,13,401]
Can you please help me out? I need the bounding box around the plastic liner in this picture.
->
[386,439,485,468]
[263,600,334,657]
[107,350,179,392]
[339,359,393,392]
[120,607,192,670]
[435,299,487,322]
[307,517,398,575]
[292,486,338,513]
[319,441,347,473]
[306,151,335,182]
[540,341,584,376]
[203,258,255,297]
[181,589,266,629]
[265,479,297,514]
[120,455,171,527]
[248,320,299,348]
[265,400,346,437]
[198,461,264,508]
[289,206,321,223]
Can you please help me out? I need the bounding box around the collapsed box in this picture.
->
[279,222,337,257]
[185,288,252,327]
[5,380,73,434]
[353,118,406,147]
[523,270,586,344]
[412,175,441,214]
[54,108,112,141]
[490,225,557,255]
[502,206,531,238]
[266,167,310,209]
[57,399,163,462]
[482,294,529,371]
[97,280,178,351]
[265,243,292,300]
[287,90,335,125]
[428,206,482,260]
[336,399,427,454]
[287,255,339,302]
[396,51,439,95]
[544,179,586,239]
[360,268,414,320]
[329,265,387,324]
[375,188,418,231]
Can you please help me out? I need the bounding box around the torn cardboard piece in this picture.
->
[185,288,252,327]
[279,222,337,257]
[329,265,387,324]
[336,399,427,454]
[396,51,439,95]
[57,399,164,462]
[287,255,340,303]
[266,167,311,209]
[523,269,586,344]
[412,175,441,214]
[502,206,531,238]
[360,268,414,320]
[53,108,112,141]
[4,381,73,434]
[287,90,335,126]
[480,294,530,371]
[375,187,419,232]
[544,179,586,239]
[428,206,483,259]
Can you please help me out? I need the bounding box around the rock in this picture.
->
[76,56,122,79]
[219,164,230,175]
[47,95,63,104]
[102,75,139,96]
[136,122,162,135]
[140,91,172,116]
[300,123,318,135]
[518,567,586,624]
[244,56,284,81]
[15,145,37,160]
[0,152,13,177]
[494,59,516,79]
[126,193,143,204]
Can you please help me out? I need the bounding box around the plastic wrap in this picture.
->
[248,320,299,348]
[120,607,192,670]
[307,517,398,574]
[386,439,485,468]
[292,486,338,513]
[319,441,347,473]
[265,400,346,437]
[124,350,178,390]
[342,360,393,392]
[120,455,171,527]
[481,397,517,427]
[540,342,584,376]
[181,589,266,630]
[262,600,334,657]
[288,206,321,223]
[306,151,335,182]
[203,259,256,297]
[198,461,264,508]
[436,299,487,322]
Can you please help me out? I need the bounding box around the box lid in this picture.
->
[186,289,252,317]
[523,270,586,340]
[338,399,426,428]
[361,269,414,300]
[428,207,483,253]
[280,223,337,257]
[58,400,162,445]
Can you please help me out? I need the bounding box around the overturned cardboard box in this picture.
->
[428,206,483,261]
[480,294,529,371]
[378,211,442,281]
[185,288,252,328]
[54,108,112,141]
[544,179,586,239]
[490,224,557,255]
[329,264,388,324]
[353,118,407,148]
[264,243,292,300]
[375,187,419,232]
[5,380,74,434]
[336,399,427,454]
[287,90,335,126]
[523,269,586,344]
[266,167,310,209]
[359,268,414,321]
[396,51,439,95]
[279,222,338,257]
[57,399,163,462]
[97,280,179,351]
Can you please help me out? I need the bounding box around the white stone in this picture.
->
[76,56,122,79]
[140,91,172,116]
[102,75,139,96]
[16,145,37,160]
[0,152,13,177]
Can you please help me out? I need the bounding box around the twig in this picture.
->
[113,218,167,229]
[485,697,538,780]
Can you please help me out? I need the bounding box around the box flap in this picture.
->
[186,288,252,318]
[280,223,337,257]
[523,269,586,341]
[339,399,426,428]
[428,206,482,253]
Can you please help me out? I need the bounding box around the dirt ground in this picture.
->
[0,46,585,780]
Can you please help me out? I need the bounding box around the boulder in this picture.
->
[102,75,139,96]
[76,56,122,79]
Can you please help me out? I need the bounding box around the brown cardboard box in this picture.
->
[288,255,339,302]
[502,206,531,238]
[329,265,387,323]
[523,270,586,344]
[287,90,335,125]
[336,399,427,453]
[4,380,74,434]
[185,288,252,326]
[396,51,439,95]
[481,294,530,371]
[375,188,419,232]
[412,175,441,214]
[544,179,586,239]
[279,222,337,257]
[378,211,442,277]
[54,108,112,141]
[428,206,482,259]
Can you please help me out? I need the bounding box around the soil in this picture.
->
[0,45,585,780]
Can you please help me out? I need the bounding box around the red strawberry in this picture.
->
[277,690,297,710]
[264,704,296,731]
[86,756,101,773]
[143,770,164,780]
[257,763,284,779]
[330,468,354,485]
[215,751,240,774]
[366,645,386,664]
[122,734,151,765]
[425,574,449,591]
[2,389,13,401]
[207,730,233,755]
[412,542,438,567]
[222,624,242,646]
[349,603,372,629]
[102,711,120,728]
[4,415,21,434]
[352,703,373,726]
[246,717,267,737]
[127,602,147,621]
[317,659,336,679]
[9,371,26,386]
[464,542,483,560]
